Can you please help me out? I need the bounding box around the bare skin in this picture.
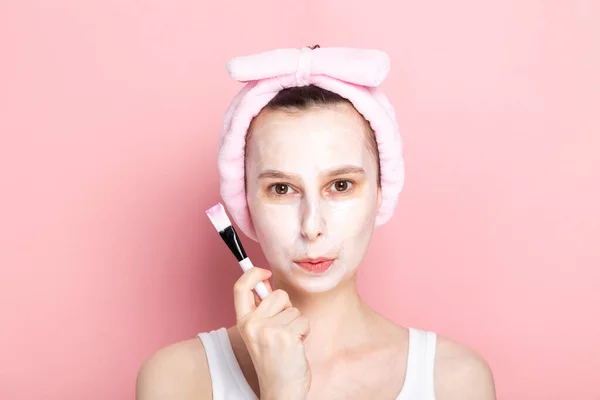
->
[136,105,496,399]
[136,313,496,399]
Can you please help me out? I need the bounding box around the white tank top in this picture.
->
[198,327,437,400]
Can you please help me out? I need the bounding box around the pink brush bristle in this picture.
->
[205,203,224,216]
[205,203,232,232]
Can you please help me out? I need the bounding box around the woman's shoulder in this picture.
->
[135,335,212,400]
[432,334,496,400]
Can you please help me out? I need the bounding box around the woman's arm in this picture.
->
[136,338,212,400]
[434,337,497,400]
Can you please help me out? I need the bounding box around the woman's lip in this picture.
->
[294,259,335,273]
[294,257,335,263]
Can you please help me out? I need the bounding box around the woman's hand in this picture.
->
[234,267,311,400]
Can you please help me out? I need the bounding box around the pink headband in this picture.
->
[218,46,405,241]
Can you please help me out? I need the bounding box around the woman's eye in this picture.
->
[271,184,294,195]
[331,180,353,192]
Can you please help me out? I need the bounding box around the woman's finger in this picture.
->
[287,315,311,338]
[233,267,272,320]
[255,289,292,318]
[271,307,301,325]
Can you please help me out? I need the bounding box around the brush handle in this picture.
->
[239,258,270,300]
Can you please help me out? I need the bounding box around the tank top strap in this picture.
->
[397,328,437,400]
[197,328,257,399]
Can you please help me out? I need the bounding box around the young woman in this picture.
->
[136,46,496,400]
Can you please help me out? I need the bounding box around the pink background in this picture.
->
[1,0,599,399]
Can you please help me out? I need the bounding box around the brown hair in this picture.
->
[246,84,381,186]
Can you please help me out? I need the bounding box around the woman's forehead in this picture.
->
[246,106,371,169]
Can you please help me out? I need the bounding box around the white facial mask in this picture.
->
[245,104,381,293]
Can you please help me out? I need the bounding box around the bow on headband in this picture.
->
[226,47,391,88]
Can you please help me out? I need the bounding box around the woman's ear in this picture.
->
[377,186,382,210]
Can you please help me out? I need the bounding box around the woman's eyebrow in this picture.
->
[323,165,366,177]
[257,165,365,181]
[258,170,300,181]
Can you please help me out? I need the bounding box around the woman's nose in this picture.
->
[300,199,324,241]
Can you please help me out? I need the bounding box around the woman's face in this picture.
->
[245,103,381,293]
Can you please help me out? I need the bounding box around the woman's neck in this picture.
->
[273,275,379,361]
